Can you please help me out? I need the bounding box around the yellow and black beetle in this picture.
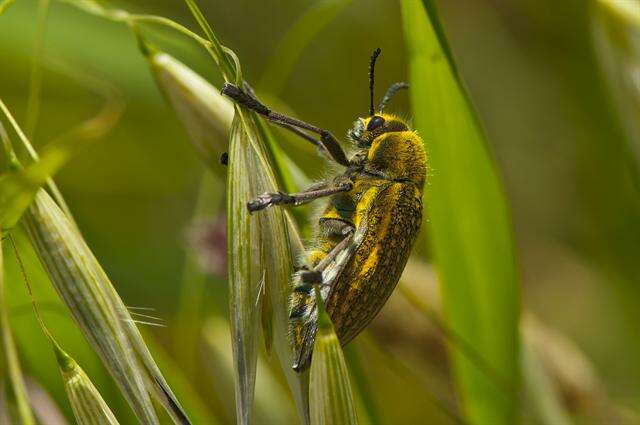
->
[222,48,426,371]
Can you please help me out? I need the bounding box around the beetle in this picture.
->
[222,48,426,371]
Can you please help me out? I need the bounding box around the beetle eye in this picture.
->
[366,115,385,131]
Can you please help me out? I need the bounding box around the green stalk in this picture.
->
[401,1,520,423]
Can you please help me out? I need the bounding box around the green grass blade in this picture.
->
[139,27,309,422]
[309,287,357,425]
[21,190,160,424]
[226,114,268,425]
[0,230,36,425]
[53,343,120,425]
[143,47,233,170]
[401,1,520,423]
[21,187,191,424]
[227,111,301,423]
[227,108,308,423]
[181,0,235,81]
[258,0,353,95]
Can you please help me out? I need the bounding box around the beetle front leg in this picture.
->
[247,179,353,213]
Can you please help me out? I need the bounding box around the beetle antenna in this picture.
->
[369,48,381,116]
[378,82,409,112]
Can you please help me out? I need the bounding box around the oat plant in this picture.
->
[2,0,637,424]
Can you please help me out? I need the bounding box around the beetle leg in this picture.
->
[221,83,350,166]
[240,84,325,150]
[247,180,353,213]
[290,227,355,372]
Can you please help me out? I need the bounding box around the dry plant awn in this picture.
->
[222,48,426,371]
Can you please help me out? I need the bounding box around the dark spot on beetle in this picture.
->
[366,115,385,131]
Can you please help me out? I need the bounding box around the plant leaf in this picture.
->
[143,49,233,169]
[309,287,357,425]
[181,0,235,81]
[226,114,267,425]
[401,1,520,423]
[21,191,159,424]
[22,190,190,424]
[53,343,120,425]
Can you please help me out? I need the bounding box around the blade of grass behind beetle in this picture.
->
[401,1,520,424]
[0,230,36,425]
[309,287,357,425]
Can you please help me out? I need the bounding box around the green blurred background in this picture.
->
[1,0,639,423]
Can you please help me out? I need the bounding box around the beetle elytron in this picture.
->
[222,48,426,371]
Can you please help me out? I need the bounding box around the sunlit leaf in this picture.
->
[226,115,264,425]
[309,287,357,425]
[22,190,190,424]
[21,191,159,424]
[143,48,233,168]
[181,0,235,81]
[53,343,120,425]
[401,1,520,423]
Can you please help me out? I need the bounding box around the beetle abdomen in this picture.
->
[326,182,422,344]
